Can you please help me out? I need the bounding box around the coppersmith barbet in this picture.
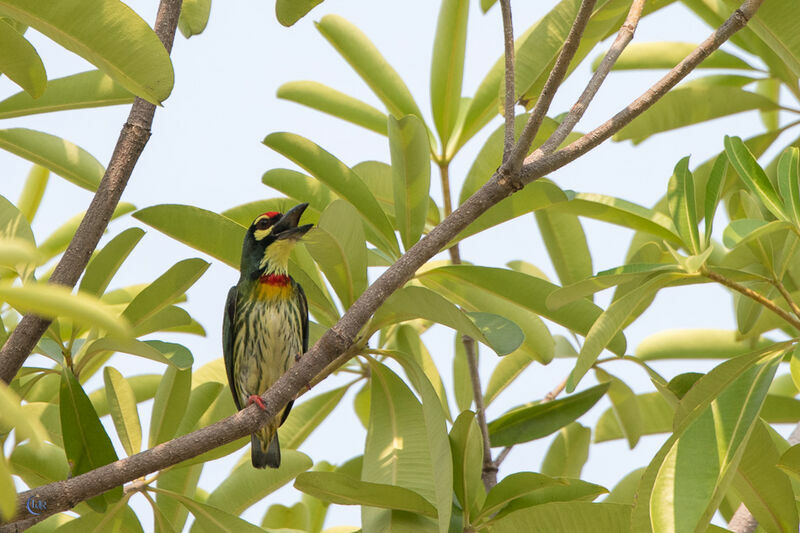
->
[223,203,312,468]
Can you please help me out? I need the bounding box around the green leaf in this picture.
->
[488,502,631,533]
[17,164,49,224]
[0,19,45,98]
[261,502,310,530]
[703,155,728,246]
[59,367,121,512]
[0,0,174,104]
[554,192,682,243]
[315,15,424,124]
[635,329,774,361]
[488,383,609,447]
[593,41,753,71]
[133,205,244,268]
[777,147,800,226]
[449,411,485,523]
[668,156,701,254]
[103,366,141,457]
[733,420,798,533]
[569,273,681,391]
[178,0,210,38]
[371,285,522,356]
[277,81,388,136]
[755,78,780,131]
[535,206,593,288]
[202,450,313,519]
[295,472,437,518]
[388,115,431,250]
[615,87,778,144]
[276,0,323,26]
[263,132,399,257]
[122,258,209,326]
[540,422,591,478]
[155,463,203,533]
[37,202,134,262]
[0,128,104,192]
[79,227,144,297]
[476,472,567,523]
[0,380,46,447]
[725,135,788,221]
[594,369,642,449]
[453,332,473,412]
[0,70,134,119]
[151,489,264,533]
[777,443,800,481]
[0,238,39,270]
[9,441,68,488]
[730,0,800,79]
[418,265,625,356]
[0,283,131,337]
[280,386,349,450]
[303,200,367,308]
[430,0,468,148]
[594,393,671,443]
[148,366,191,447]
[0,192,34,243]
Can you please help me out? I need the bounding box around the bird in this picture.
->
[223,203,312,468]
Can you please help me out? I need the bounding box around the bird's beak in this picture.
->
[272,203,313,240]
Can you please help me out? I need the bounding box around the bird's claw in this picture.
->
[247,395,267,410]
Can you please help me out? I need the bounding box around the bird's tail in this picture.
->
[251,430,281,469]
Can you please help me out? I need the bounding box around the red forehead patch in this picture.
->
[260,211,280,218]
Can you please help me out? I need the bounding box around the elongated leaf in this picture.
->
[449,411,484,523]
[488,383,609,447]
[725,135,788,221]
[372,285,522,356]
[0,380,46,447]
[703,155,727,246]
[0,128,104,192]
[0,70,133,119]
[668,156,701,254]
[388,115,431,250]
[178,0,210,37]
[38,202,134,262]
[0,0,173,104]
[156,463,203,533]
[540,422,591,478]
[488,501,630,533]
[261,502,310,530]
[729,0,800,79]
[418,265,626,355]
[569,273,682,391]
[60,367,121,512]
[280,386,349,449]
[122,258,209,326]
[535,206,593,288]
[595,369,642,448]
[152,489,264,533]
[303,200,367,308]
[593,41,753,71]
[202,450,312,520]
[276,0,323,26]
[635,329,774,361]
[0,283,130,337]
[453,333,473,412]
[79,227,145,297]
[263,132,399,257]
[9,442,68,490]
[777,147,800,226]
[615,87,778,144]
[133,205,244,268]
[0,19,45,98]
[430,0,468,147]
[16,165,48,225]
[476,472,567,523]
[148,366,191,447]
[277,81,388,135]
[103,366,141,456]
[315,15,424,123]
[0,193,34,244]
[295,472,436,518]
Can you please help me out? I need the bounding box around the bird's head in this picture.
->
[240,202,313,278]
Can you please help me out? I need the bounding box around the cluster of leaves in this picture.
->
[1,0,800,532]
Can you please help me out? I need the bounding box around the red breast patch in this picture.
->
[259,273,290,286]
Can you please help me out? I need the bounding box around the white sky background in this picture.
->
[1,0,796,530]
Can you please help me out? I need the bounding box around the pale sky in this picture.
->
[0,0,792,529]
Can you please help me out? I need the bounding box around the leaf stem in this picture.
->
[773,279,800,321]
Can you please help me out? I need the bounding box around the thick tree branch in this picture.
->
[503,0,597,175]
[1,0,763,525]
[499,0,516,162]
[0,0,183,384]
[537,0,646,155]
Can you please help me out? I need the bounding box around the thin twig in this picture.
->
[503,0,597,176]
[438,163,462,264]
[494,446,512,467]
[499,0,516,162]
[0,0,184,384]
[463,335,498,489]
[537,0,646,155]
[773,279,800,321]
[0,0,764,524]
[702,267,800,330]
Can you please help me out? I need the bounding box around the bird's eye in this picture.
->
[256,218,271,230]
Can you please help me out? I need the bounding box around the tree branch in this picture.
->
[463,334,497,489]
[536,0,645,155]
[499,0,516,162]
[0,0,184,384]
[503,0,597,175]
[0,0,763,525]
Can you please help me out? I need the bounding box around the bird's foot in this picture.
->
[247,395,267,410]
[295,352,302,363]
